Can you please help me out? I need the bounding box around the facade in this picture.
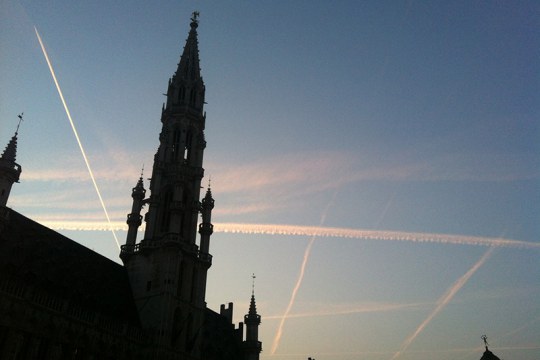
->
[0,13,261,360]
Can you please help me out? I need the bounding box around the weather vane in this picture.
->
[16,113,24,133]
[481,335,489,349]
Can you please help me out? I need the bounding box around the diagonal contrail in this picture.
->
[390,247,495,360]
[270,191,339,354]
[34,27,120,249]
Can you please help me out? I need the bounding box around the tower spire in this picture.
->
[0,114,23,207]
[124,168,146,247]
[244,274,262,360]
[166,10,205,113]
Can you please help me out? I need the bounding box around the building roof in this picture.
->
[480,348,501,360]
[0,207,140,326]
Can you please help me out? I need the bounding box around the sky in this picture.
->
[1,1,539,359]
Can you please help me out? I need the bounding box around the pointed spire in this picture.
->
[249,273,258,316]
[202,179,214,210]
[174,11,202,83]
[0,115,23,206]
[1,133,18,163]
[132,165,146,198]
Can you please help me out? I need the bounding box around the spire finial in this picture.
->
[140,164,145,179]
[16,113,24,134]
[251,273,256,296]
[481,334,489,350]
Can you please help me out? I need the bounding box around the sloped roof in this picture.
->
[0,207,140,326]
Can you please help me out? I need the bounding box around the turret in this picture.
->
[198,185,214,254]
[125,173,146,247]
[243,274,262,360]
[0,115,23,207]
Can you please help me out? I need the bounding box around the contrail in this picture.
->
[270,191,338,354]
[390,247,495,360]
[217,223,540,250]
[263,301,429,320]
[34,27,120,249]
[38,221,540,250]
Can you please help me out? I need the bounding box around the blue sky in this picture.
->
[1,1,539,359]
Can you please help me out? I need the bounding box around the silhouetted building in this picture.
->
[0,13,261,360]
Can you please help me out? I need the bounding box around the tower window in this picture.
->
[172,129,181,160]
[189,89,197,106]
[178,87,185,103]
[184,131,192,161]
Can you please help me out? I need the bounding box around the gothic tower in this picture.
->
[120,12,213,359]
[0,117,22,207]
[243,276,262,360]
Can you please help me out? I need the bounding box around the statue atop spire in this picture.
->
[191,11,200,27]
